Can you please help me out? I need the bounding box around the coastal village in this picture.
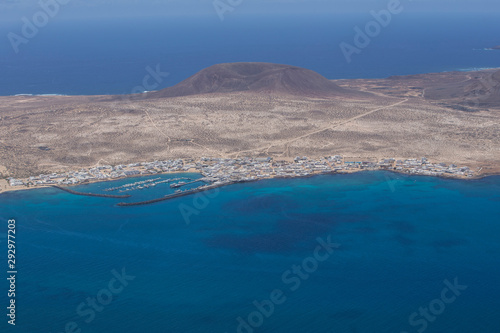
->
[2,156,475,193]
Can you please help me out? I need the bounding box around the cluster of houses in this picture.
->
[393,158,472,176]
[5,155,475,189]
[6,160,190,188]
[197,156,474,181]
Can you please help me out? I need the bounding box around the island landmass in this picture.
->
[1,63,499,195]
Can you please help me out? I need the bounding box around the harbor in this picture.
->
[116,182,231,207]
[105,177,191,192]
[3,156,478,197]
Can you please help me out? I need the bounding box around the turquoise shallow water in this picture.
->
[1,171,499,333]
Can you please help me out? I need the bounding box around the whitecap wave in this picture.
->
[457,67,499,72]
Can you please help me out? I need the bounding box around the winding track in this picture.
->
[231,98,408,158]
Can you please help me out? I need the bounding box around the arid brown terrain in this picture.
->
[0,63,499,178]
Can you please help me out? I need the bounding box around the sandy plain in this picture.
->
[0,68,498,180]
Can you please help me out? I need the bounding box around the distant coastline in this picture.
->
[7,67,500,98]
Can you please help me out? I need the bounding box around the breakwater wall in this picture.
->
[117,182,234,207]
[52,186,131,198]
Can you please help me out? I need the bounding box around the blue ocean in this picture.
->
[1,172,499,332]
[1,9,500,333]
[0,12,499,95]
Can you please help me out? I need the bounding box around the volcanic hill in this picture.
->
[147,62,366,99]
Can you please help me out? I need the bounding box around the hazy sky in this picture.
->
[1,0,499,21]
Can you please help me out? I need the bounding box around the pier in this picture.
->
[170,179,205,188]
[52,186,131,198]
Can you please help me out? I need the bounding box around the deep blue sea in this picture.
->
[1,172,499,332]
[1,10,500,333]
[0,12,499,96]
